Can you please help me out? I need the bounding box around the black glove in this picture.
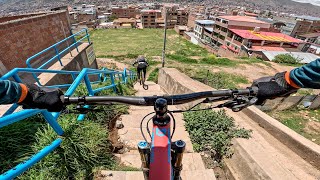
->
[19,84,64,112]
[252,72,298,104]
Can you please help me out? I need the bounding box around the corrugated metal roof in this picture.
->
[294,15,320,21]
[195,20,215,25]
[204,27,213,32]
[262,51,320,64]
[229,29,302,43]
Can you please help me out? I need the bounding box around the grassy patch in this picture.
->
[184,109,251,161]
[147,68,159,83]
[90,29,211,66]
[91,29,183,57]
[167,54,198,64]
[237,57,271,67]
[0,82,135,179]
[295,88,315,96]
[267,108,320,145]
[200,57,237,67]
[191,70,249,89]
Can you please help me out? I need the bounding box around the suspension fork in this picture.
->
[138,141,150,179]
[171,140,186,180]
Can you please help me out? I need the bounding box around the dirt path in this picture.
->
[97,58,129,70]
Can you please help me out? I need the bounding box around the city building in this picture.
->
[175,25,188,35]
[140,9,161,28]
[111,6,138,19]
[210,16,271,48]
[291,16,320,37]
[113,18,136,28]
[162,5,188,28]
[228,29,302,55]
[187,13,205,30]
[194,20,215,40]
[272,15,320,37]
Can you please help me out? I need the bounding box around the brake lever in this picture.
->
[217,96,258,112]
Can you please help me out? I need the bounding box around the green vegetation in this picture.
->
[147,68,159,83]
[267,108,320,145]
[237,57,272,67]
[191,70,249,89]
[91,29,271,70]
[167,54,198,64]
[0,81,135,179]
[91,29,183,57]
[108,15,117,22]
[184,109,252,161]
[296,88,315,96]
[200,57,237,67]
[273,54,303,66]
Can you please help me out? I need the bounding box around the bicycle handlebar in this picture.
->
[63,88,257,106]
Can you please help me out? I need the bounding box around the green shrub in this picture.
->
[184,109,251,161]
[147,68,159,83]
[167,54,198,64]
[274,54,302,65]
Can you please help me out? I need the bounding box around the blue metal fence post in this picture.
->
[73,36,79,53]
[77,74,95,121]
[53,46,63,66]
[2,104,19,117]
[85,28,91,44]
[70,29,79,53]
[41,111,64,135]
[84,74,94,96]
[122,68,126,83]
[110,73,117,93]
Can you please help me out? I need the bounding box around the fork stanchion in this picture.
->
[138,141,150,179]
[171,140,186,180]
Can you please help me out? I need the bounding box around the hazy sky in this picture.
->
[292,0,320,6]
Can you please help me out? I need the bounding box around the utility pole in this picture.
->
[162,8,168,68]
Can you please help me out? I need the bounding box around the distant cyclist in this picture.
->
[132,55,149,83]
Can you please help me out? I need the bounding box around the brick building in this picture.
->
[272,15,320,37]
[291,17,320,37]
[111,6,138,19]
[162,5,188,29]
[113,18,136,28]
[0,11,72,75]
[141,10,162,28]
[187,13,205,30]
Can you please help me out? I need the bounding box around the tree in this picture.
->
[108,15,117,22]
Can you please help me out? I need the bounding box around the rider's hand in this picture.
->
[19,84,64,112]
[251,71,299,104]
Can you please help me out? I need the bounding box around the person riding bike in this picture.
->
[0,80,63,112]
[132,55,149,83]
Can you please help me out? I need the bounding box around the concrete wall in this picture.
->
[40,43,98,86]
[0,10,71,75]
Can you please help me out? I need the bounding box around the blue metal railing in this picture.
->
[0,67,136,180]
[26,28,91,86]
